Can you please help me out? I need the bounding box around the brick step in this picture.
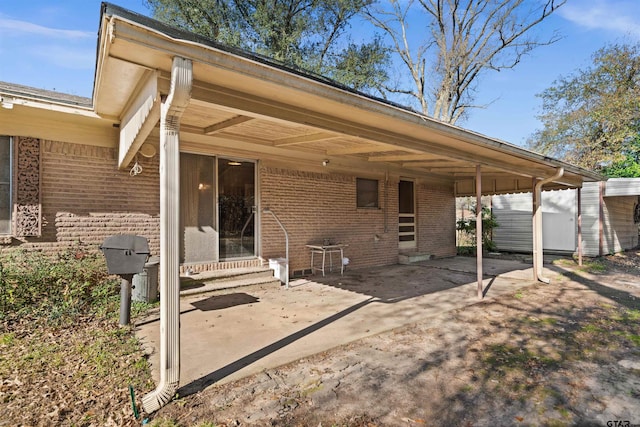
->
[398,252,432,264]
[180,258,263,275]
[179,267,281,297]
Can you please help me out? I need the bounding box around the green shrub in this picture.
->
[456,204,499,252]
[0,246,119,325]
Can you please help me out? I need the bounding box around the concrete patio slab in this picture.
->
[135,256,550,397]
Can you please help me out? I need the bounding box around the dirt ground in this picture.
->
[153,252,640,427]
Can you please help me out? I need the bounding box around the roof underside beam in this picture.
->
[326,144,417,155]
[204,115,253,135]
[273,132,340,146]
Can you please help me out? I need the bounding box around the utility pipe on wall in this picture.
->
[142,56,192,413]
[532,167,564,284]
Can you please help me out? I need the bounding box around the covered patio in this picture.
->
[0,1,617,418]
[136,256,544,397]
[86,4,603,411]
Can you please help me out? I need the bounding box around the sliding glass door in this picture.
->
[179,153,256,264]
[217,158,255,259]
[180,153,218,263]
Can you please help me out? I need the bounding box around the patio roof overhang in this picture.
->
[0,82,118,147]
[94,3,603,197]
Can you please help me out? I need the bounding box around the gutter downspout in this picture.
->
[532,167,564,284]
[142,56,192,413]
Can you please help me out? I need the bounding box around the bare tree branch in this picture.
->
[364,0,434,114]
[368,0,565,124]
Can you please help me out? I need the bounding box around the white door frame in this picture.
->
[398,178,417,250]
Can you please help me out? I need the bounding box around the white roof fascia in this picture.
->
[118,69,160,169]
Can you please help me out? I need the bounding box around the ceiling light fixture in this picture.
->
[139,143,156,158]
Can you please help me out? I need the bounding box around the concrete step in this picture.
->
[179,267,281,297]
[398,252,432,264]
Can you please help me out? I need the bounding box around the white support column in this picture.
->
[476,165,483,299]
[142,57,192,414]
[577,187,583,266]
[599,181,605,256]
[532,168,564,284]
[532,178,540,282]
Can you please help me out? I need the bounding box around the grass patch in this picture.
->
[0,247,120,324]
[148,418,181,427]
[614,331,640,346]
[477,301,640,418]
[553,258,576,267]
[545,419,570,427]
[581,260,607,274]
[562,305,640,363]
[0,331,15,346]
[618,309,640,323]
[484,344,559,371]
[581,324,603,333]
[0,246,154,425]
[557,258,608,276]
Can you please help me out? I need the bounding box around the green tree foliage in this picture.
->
[456,204,499,252]
[144,0,390,93]
[528,43,640,176]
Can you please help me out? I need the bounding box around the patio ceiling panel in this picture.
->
[183,85,590,187]
[204,115,254,135]
[126,72,593,193]
[177,92,592,191]
[221,120,311,142]
[181,103,235,127]
[319,138,377,154]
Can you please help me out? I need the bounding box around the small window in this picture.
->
[356,178,378,208]
[0,136,11,235]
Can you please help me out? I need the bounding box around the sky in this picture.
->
[0,0,639,148]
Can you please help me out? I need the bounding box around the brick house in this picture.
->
[0,3,602,278]
[1,3,607,411]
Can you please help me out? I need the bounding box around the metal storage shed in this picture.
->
[492,178,640,257]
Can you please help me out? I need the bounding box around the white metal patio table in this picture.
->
[306,243,348,276]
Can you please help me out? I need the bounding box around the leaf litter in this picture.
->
[1,251,639,426]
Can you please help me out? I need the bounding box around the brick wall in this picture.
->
[8,139,160,255]
[260,165,457,273]
[416,182,457,257]
[7,139,456,270]
[260,165,398,274]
